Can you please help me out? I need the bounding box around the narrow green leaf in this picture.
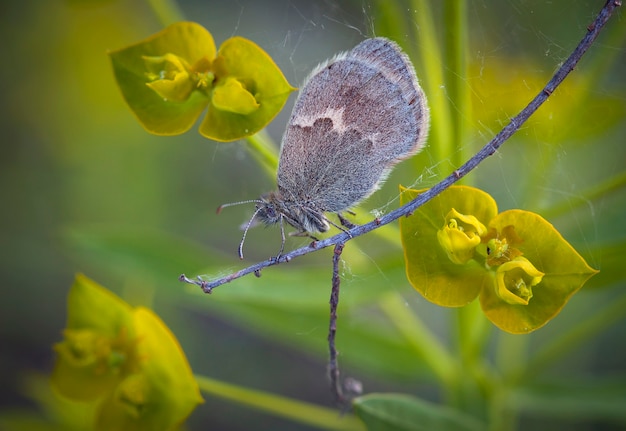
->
[196,375,365,431]
[353,393,484,431]
[512,377,626,423]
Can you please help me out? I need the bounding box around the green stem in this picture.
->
[245,129,280,179]
[486,385,518,431]
[484,332,527,431]
[195,375,365,431]
[146,0,185,26]
[456,300,491,366]
[443,1,472,172]
[372,0,410,48]
[452,302,497,420]
[496,331,530,377]
[409,0,454,170]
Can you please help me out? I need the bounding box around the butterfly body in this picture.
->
[255,37,430,238]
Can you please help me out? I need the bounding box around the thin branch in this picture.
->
[180,0,621,294]
[329,242,346,405]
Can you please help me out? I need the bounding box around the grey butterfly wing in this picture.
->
[277,37,429,212]
[347,37,430,160]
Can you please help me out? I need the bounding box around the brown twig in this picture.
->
[328,242,346,405]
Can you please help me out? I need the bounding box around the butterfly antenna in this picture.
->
[216,199,262,215]
[238,207,263,260]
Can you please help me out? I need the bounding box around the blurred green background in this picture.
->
[1,0,625,430]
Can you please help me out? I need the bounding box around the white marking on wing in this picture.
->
[291,107,348,133]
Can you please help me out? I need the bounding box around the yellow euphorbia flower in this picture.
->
[437,208,487,264]
[52,275,203,431]
[495,257,545,305]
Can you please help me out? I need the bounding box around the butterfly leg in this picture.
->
[270,217,286,262]
[290,230,320,241]
[337,212,356,229]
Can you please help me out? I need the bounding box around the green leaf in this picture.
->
[479,210,599,333]
[176,261,440,382]
[200,36,295,141]
[109,22,215,135]
[399,186,498,306]
[63,224,220,282]
[353,393,484,431]
[195,375,365,431]
[513,377,626,423]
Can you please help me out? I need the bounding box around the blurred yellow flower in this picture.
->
[51,274,203,431]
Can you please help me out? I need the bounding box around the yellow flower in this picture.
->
[437,208,487,265]
[401,186,598,333]
[52,275,203,431]
[494,257,545,305]
[109,22,295,140]
[478,225,524,267]
[143,54,197,102]
[212,76,260,114]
